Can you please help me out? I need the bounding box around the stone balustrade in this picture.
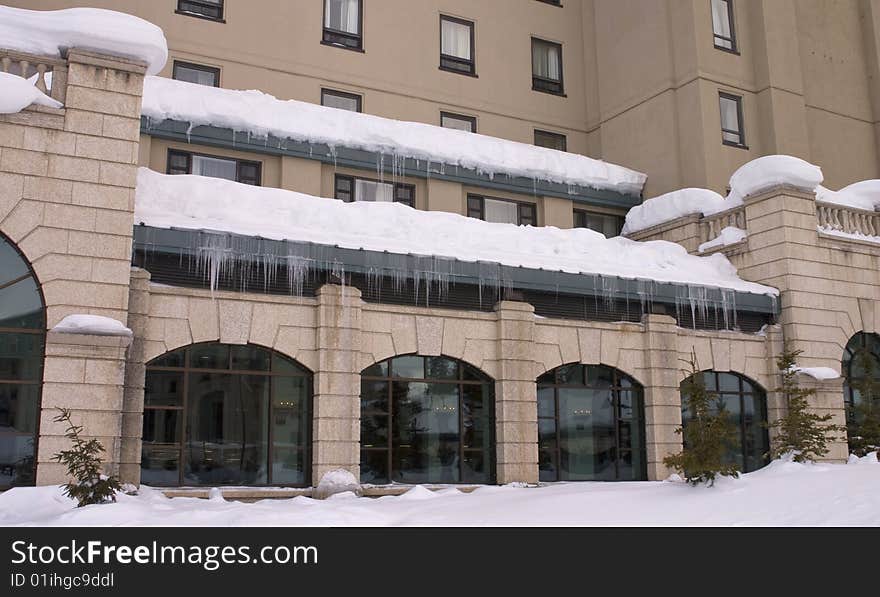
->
[1,48,68,105]
[699,205,746,246]
[816,201,880,237]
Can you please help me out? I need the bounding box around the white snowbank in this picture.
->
[51,314,132,337]
[313,469,362,499]
[790,366,840,381]
[134,168,777,297]
[141,76,645,194]
[1,458,878,526]
[0,72,62,113]
[698,226,748,253]
[816,180,880,212]
[624,155,825,234]
[0,5,167,75]
[728,155,823,203]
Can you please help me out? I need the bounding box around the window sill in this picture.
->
[714,44,740,56]
[320,39,365,53]
[174,10,225,23]
[722,140,749,150]
[532,86,566,97]
[439,65,478,78]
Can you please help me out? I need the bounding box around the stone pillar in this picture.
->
[313,284,362,484]
[37,330,132,485]
[494,300,538,484]
[641,313,682,480]
[120,267,151,484]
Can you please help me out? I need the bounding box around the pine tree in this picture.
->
[664,352,740,485]
[846,346,880,458]
[52,408,121,507]
[767,347,845,462]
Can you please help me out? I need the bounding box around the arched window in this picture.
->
[360,355,495,484]
[842,332,880,411]
[142,343,312,486]
[537,364,646,481]
[0,235,44,488]
[680,371,769,473]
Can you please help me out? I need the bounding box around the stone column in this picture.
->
[312,284,362,484]
[37,330,132,485]
[641,313,682,480]
[119,267,151,484]
[494,300,538,484]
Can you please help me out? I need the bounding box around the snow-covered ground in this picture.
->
[2,455,877,526]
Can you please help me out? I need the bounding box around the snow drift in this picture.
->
[134,168,776,297]
[0,71,62,113]
[141,76,646,195]
[0,5,167,75]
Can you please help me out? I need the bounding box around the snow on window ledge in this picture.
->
[51,314,133,337]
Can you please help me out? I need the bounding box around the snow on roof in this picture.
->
[140,76,647,195]
[0,5,167,75]
[0,71,62,114]
[624,155,824,235]
[134,168,776,297]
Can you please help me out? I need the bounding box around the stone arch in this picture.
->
[0,231,46,487]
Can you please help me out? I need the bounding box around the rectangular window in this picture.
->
[167,150,261,185]
[172,61,220,87]
[440,16,475,76]
[441,112,476,133]
[536,0,562,5]
[321,89,362,112]
[719,92,746,147]
[323,0,362,50]
[176,0,224,21]
[468,194,536,226]
[711,0,737,52]
[574,210,624,238]
[534,129,567,151]
[335,174,414,207]
[532,38,564,95]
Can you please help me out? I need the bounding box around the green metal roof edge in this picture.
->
[132,225,778,315]
[140,117,643,210]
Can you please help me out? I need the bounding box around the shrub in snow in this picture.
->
[664,352,740,486]
[767,348,845,463]
[846,347,880,459]
[313,469,362,500]
[52,408,121,507]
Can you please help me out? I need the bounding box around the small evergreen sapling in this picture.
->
[52,408,121,507]
[663,352,740,486]
[767,347,844,462]
[846,347,880,459]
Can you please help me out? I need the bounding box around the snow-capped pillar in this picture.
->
[313,284,363,484]
[641,313,682,480]
[120,267,151,485]
[494,300,539,484]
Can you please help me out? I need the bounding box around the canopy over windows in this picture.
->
[537,364,646,481]
[360,355,495,485]
[0,234,45,488]
[142,343,312,487]
[680,371,769,473]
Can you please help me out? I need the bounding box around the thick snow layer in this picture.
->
[728,155,823,202]
[622,189,726,235]
[790,366,840,381]
[698,226,748,253]
[0,6,167,75]
[135,168,777,297]
[1,456,878,526]
[141,76,645,194]
[817,181,880,212]
[51,314,133,337]
[0,72,62,113]
[313,469,362,499]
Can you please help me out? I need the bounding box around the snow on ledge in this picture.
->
[141,76,646,195]
[622,188,732,236]
[134,168,777,297]
[816,180,880,212]
[0,6,167,75]
[698,226,747,253]
[789,366,840,381]
[0,72,62,114]
[51,314,133,337]
[728,155,823,203]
